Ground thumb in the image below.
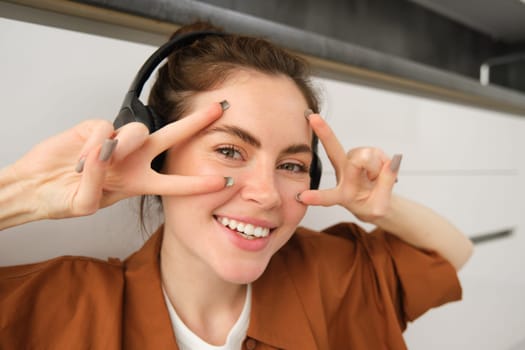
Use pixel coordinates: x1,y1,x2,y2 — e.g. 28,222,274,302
370,154,402,202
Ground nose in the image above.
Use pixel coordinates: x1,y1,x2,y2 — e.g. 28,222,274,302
240,163,282,209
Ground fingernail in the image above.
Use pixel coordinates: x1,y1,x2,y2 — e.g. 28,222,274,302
390,154,403,172
99,139,118,162
75,157,86,173
304,108,314,120
224,176,234,187
220,100,230,111
295,192,303,203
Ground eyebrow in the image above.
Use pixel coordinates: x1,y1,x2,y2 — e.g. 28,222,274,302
204,124,312,155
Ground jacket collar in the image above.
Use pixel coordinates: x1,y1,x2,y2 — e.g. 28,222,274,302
249,250,318,349
123,226,178,349
123,227,317,349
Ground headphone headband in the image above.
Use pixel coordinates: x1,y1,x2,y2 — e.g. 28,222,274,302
114,31,225,131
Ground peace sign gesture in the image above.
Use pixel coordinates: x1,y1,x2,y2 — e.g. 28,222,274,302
298,113,402,224
2,103,229,228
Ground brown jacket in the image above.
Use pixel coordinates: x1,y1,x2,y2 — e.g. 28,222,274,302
0,223,461,349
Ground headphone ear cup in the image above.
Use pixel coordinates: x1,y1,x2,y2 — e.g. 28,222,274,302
145,106,167,172
146,106,164,133
113,107,136,130
310,153,322,190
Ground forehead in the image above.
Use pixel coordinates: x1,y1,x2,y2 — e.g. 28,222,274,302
190,70,312,143
191,69,308,109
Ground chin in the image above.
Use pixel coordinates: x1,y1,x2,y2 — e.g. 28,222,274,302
216,258,270,285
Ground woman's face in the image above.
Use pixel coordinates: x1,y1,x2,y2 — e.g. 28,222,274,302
162,70,313,284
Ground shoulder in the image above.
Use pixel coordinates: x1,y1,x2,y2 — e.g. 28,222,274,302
0,255,125,304
278,222,387,271
0,255,123,284
0,256,125,347
277,223,461,325
0,255,125,306
274,223,382,300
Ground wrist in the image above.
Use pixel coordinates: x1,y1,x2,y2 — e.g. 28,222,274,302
0,164,43,229
368,194,401,233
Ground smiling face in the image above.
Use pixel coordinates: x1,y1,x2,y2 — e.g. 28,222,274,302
161,70,313,284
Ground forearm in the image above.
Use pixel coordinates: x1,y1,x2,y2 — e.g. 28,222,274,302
0,164,43,230
373,194,473,270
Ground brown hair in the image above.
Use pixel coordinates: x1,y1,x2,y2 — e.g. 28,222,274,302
140,21,320,229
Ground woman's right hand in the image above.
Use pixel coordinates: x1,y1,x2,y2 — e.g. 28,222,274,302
1,103,228,228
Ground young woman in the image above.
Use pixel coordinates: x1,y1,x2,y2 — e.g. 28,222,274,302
0,22,473,349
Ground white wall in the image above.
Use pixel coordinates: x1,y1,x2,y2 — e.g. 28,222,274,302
299,79,525,350
1,9,524,350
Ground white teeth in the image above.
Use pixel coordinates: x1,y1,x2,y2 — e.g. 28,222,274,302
228,219,237,230
217,216,271,238
254,227,263,237
244,224,254,235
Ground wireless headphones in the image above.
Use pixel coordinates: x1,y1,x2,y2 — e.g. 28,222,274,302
113,30,322,190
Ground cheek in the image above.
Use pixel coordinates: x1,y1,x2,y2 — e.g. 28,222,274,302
165,148,221,176
278,181,309,221
164,148,191,175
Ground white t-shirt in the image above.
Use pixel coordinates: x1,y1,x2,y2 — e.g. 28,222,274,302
162,285,252,350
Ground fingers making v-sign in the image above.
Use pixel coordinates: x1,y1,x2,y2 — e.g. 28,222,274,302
298,112,402,223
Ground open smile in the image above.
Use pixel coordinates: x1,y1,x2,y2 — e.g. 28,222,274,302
215,215,274,240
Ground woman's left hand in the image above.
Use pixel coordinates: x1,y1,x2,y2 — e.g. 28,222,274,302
297,113,402,223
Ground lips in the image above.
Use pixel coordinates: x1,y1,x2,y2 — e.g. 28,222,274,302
215,215,272,239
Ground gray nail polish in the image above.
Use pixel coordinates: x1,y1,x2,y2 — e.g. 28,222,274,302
304,109,314,120
295,192,303,203
224,176,234,187
220,100,230,111
75,157,86,173
99,139,118,162
390,154,403,172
